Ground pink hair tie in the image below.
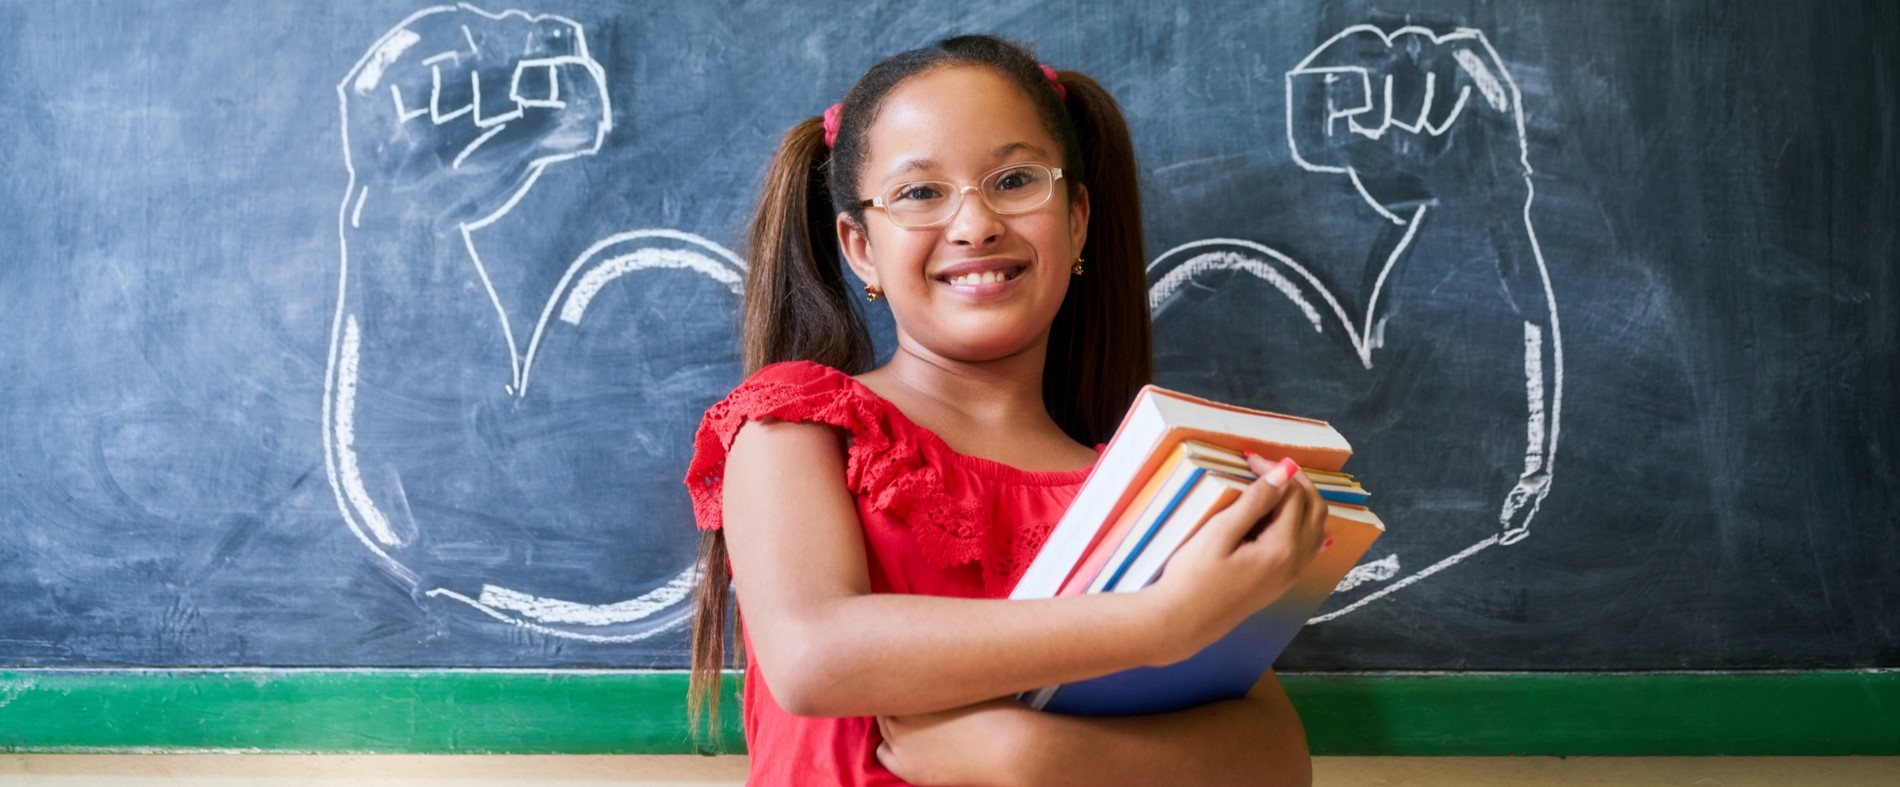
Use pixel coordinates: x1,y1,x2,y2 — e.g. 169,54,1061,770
1040,64,1067,101
822,102,843,148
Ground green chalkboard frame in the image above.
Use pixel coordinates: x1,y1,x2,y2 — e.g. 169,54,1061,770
2,670,1895,755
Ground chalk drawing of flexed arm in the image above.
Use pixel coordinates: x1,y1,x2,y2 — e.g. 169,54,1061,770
1150,25,1562,619
1284,26,1562,546
327,5,744,642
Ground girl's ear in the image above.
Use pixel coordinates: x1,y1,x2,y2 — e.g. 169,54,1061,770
1068,183,1091,258
837,212,879,290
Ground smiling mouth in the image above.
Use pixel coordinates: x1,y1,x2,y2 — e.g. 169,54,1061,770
939,267,1025,286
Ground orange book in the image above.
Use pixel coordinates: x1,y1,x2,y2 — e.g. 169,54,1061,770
1055,442,1186,596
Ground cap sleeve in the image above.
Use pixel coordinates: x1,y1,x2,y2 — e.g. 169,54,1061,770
684,361,949,535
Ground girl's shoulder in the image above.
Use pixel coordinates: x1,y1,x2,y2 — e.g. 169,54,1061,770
684,360,910,528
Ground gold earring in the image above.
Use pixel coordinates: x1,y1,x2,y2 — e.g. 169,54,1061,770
1072,256,1085,276
865,284,882,302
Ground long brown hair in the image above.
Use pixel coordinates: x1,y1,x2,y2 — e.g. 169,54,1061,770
688,34,1152,742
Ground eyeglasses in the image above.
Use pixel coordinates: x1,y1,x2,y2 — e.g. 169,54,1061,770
857,163,1064,229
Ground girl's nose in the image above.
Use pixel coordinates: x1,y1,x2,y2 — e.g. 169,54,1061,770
943,186,1004,247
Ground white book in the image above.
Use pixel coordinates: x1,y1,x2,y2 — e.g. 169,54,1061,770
1110,472,1253,593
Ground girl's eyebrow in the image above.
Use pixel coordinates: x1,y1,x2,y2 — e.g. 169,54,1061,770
885,142,1052,180
993,141,1049,160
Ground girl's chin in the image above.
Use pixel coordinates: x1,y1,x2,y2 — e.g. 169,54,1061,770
908,323,1052,363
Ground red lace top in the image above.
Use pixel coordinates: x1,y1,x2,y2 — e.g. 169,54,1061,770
685,361,1097,786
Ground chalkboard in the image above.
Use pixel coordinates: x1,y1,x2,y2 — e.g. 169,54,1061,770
1,0,1894,680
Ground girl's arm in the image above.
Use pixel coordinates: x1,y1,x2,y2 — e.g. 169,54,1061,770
720,418,1328,718
875,671,1312,787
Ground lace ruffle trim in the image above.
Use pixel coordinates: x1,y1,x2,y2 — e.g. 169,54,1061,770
687,362,1033,589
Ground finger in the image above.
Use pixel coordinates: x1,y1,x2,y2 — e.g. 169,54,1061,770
1203,458,1297,550
523,58,610,156
1286,67,1374,171
1420,55,1475,134
1382,60,1463,146
1292,476,1329,555
1259,476,1308,546
510,58,566,109
1243,451,1277,477
1246,460,1307,545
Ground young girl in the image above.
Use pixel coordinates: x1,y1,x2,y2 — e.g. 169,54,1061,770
685,35,1329,787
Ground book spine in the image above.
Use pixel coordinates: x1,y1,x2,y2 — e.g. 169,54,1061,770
1098,468,1205,592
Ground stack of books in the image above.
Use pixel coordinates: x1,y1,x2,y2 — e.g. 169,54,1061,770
1010,385,1385,716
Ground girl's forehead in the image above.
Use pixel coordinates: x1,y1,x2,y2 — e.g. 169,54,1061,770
862,66,1057,180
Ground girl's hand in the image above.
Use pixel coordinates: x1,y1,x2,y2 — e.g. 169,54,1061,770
1143,454,1331,665
876,698,1032,787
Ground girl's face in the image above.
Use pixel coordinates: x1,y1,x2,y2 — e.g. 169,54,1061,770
838,65,1089,367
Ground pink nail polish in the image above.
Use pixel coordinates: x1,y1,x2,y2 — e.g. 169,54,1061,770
1264,457,1298,486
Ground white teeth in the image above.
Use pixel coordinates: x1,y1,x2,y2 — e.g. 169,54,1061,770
946,269,1015,286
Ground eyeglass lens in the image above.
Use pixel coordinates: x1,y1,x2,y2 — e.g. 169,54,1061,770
882,164,1056,228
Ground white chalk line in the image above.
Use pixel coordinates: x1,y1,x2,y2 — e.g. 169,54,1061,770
389,84,427,122
425,589,693,643
428,64,473,124
353,29,420,95
470,71,525,129
459,226,524,392
1335,554,1400,593
1356,203,1427,365
1523,322,1545,476
452,123,509,169
460,567,701,626
334,317,400,548
560,248,744,325
1348,168,1406,225
1309,535,1499,624
1149,204,1422,371
1453,48,1509,111
519,229,746,394
511,59,565,108
1148,249,1325,332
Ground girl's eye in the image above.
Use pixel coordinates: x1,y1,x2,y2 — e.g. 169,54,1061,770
993,168,1042,192
892,183,947,203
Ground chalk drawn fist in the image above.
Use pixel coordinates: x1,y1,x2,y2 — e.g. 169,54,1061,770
1287,26,1528,222
341,6,609,228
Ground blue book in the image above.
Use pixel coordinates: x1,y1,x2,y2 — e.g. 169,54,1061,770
1315,485,1370,506
1036,502,1384,716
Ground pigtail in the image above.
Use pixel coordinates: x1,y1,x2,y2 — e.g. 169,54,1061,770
1044,70,1154,445
689,115,876,748
739,116,876,375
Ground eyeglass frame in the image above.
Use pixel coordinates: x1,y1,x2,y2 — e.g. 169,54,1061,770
855,162,1066,230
